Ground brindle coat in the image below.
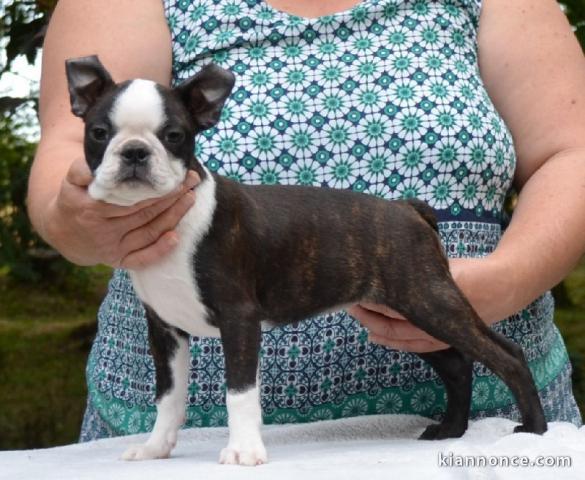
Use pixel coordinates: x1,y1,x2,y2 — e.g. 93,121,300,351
151,169,547,439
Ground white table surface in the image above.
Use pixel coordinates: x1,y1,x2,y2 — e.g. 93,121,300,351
2,414,584,480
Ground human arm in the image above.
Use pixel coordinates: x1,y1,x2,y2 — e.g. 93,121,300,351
28,0,198,269
351,0,585,352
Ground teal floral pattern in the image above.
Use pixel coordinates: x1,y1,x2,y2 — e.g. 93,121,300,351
80,0,581,441
175,0,518,221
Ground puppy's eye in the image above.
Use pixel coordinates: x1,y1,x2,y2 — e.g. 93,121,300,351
90,127,109,142
165,129,185,144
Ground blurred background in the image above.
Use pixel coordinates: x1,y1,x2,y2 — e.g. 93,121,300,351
1,0,585,450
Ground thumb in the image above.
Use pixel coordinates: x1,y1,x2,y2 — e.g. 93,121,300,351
66,157,93,187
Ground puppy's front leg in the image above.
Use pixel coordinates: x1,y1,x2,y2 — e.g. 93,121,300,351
219,318,267,466
122,306,189,461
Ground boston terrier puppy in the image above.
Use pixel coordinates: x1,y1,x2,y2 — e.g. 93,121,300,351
65,55,546,466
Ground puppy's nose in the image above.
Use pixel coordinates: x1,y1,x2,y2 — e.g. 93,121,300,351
120,142,150,166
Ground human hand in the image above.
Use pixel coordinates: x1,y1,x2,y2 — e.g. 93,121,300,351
347,302,450,353
347,257,511,353
44,157,199,269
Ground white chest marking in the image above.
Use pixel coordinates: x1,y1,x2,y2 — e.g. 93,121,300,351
129,173,220,337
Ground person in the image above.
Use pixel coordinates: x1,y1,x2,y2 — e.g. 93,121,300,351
29,0,585,440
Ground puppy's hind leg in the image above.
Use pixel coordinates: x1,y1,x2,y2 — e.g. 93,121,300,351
122,305,189,461
218,313,266,466
417,348,473,440
403,276,547,436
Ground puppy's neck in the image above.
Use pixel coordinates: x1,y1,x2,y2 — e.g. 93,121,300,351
177,167,216,243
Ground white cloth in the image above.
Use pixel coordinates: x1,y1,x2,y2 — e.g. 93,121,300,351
3,415,584,480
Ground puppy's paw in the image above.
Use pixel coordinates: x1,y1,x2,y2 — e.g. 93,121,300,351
419,422,467,440
219,443,268,466
121,443,172,461
513,423,547,435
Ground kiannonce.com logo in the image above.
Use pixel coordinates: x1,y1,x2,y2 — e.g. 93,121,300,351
438,451,572,468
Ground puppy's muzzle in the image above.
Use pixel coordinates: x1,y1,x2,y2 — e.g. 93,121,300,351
118,140,152,183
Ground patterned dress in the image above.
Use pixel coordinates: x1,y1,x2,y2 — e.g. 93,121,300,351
80,0,581,440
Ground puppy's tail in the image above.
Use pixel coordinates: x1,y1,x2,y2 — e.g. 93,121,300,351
406,198,438,232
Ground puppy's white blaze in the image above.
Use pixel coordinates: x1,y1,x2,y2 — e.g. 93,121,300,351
130,171,220,338
111,79,166,132
121,331,188,460
221,384,267,465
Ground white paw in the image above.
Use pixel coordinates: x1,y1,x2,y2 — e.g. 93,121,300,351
121,443,172,461
219,444,268,466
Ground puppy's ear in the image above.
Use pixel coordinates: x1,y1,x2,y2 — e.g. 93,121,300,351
65,55,115,119
175,64,235,131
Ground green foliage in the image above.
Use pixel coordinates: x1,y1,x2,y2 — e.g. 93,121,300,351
0,114,39,279
0,1,48,116
0,316,94,449
0,1,88,286
556,317,585,417
565,260,585,307
561,0,585,49
0,0,54,76
0,113,85,285
555,258,585,417
0,270,109,449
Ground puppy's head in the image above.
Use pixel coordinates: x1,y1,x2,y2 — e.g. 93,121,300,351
65,55,235,206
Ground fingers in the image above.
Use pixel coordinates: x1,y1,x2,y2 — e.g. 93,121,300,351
118,231,179,270
348,304,449,353
368,334,449,353
111,188,192,232
350,305,429,341
67,169,199,219
350,302,406,320
96,171,201,219
119,191,196,254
